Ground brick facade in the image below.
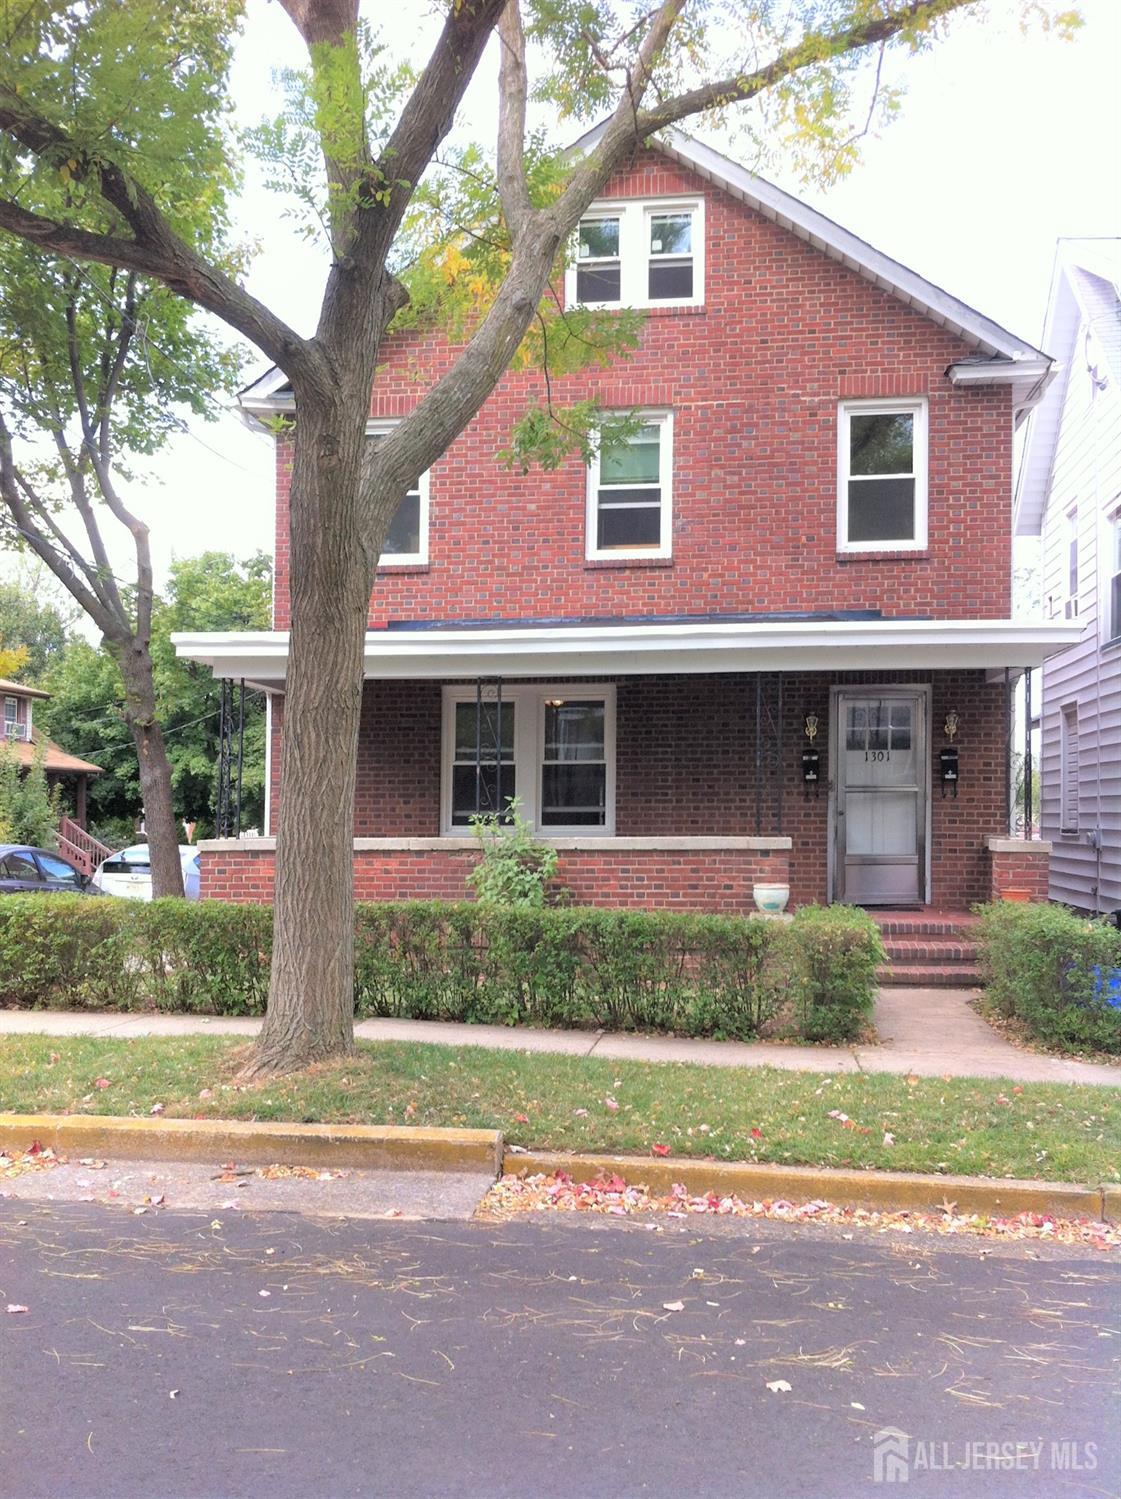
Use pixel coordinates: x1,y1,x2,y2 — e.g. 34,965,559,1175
247,144,1025,918
272,148,1014,636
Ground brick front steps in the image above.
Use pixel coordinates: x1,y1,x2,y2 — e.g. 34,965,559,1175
871,910,982,989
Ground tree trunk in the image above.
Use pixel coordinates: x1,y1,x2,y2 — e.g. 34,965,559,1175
117,647,184,899
247,389,376,1074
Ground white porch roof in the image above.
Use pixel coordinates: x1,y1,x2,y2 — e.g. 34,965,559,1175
173,618,1082,684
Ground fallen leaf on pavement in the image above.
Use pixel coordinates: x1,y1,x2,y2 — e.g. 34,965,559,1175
7,1304,29,1314
766,1380,792,1394
662,1301,684,1312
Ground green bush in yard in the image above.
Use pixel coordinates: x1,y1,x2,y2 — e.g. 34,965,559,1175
977,902,1121,1055
790,904,883,1043
0,895,880,1043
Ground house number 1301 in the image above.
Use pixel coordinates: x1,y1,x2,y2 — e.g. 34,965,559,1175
865,750,891,762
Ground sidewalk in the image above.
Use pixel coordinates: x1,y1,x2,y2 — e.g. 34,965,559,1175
4,989,1119,1086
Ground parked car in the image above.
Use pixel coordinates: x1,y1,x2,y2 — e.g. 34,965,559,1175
0,844,96,895
92,844,201,901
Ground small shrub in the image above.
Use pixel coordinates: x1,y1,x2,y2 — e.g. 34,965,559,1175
790,905,882,1043
466,803,558,907
977,902,1121,1055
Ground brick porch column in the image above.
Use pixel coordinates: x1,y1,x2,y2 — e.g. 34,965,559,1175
985,837,1052,902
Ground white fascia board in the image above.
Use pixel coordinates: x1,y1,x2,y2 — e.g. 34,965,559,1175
172,619,1084,682
571,123,1049,365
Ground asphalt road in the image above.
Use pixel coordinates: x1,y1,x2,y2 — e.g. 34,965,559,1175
1,1202,1117,1499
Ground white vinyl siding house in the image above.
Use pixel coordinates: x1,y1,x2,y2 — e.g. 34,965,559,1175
1018,241,1121,913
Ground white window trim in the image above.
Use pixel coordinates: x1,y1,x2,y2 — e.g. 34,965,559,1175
836,397,929,554
585,409,673,562
1101,503,1121,646
566,196,705,311
440,684,616,837
366,420,430,567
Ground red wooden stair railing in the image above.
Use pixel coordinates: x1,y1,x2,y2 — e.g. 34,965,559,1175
57,815,114,879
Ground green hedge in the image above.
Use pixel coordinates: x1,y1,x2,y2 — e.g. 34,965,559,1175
0,896,882,1044
976,902,1121,1055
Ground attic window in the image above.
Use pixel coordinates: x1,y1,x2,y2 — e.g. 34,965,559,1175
568,198,704,310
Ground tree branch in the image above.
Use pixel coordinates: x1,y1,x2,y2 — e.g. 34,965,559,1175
0,95,318,381
496,0,533,238
635,0,978,137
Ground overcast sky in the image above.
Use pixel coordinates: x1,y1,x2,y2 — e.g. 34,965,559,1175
29,0,1121,608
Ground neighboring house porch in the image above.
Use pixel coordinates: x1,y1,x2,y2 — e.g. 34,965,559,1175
178,614,1074,935
1,678,103,867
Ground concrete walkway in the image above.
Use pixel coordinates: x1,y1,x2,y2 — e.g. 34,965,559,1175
3,991,1118,1086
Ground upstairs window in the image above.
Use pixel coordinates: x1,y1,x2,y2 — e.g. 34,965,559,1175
3,696,17,740
1108,509,1121,643
1064,505,1079,619
646,209,694,300
367,423,430,566
586,413,673,560
576,216,621,304
838,399,928,552
569,199,704,309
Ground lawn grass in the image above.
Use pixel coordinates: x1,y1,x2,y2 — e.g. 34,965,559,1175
1,1034,1118,1184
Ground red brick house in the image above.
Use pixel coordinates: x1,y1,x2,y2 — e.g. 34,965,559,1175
176,130,1078,932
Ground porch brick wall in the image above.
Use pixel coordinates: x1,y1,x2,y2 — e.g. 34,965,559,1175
272,149,1013,635
260,668,1007,910
987,842,1052,902
200,844,788,913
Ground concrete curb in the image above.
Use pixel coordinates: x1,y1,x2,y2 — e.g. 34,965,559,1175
504,1151,1115,1222
0,1114,503,1177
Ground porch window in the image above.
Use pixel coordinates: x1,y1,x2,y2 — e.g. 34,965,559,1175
367,423,430,566
443,685,615,834
1060,703,1079,835
587,413,672,559
541,699,607,827
838,399,928,551
449,698,516,826
3,696,17,740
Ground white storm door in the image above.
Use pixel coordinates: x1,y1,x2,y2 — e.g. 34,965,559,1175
834,691,927,906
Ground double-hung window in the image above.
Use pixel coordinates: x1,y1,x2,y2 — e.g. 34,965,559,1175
838,399,928,552
3,697,18,740
443,686,615,835
569,199,704,309
1107,508,1121,644
576,215,622,304
1064,506,1079,619
646,208,694,300
367,422,430,566
587,413,672,560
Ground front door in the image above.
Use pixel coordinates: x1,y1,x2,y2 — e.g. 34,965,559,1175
833,689,927,906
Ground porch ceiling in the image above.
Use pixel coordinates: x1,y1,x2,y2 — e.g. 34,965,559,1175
173,618,1082,683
